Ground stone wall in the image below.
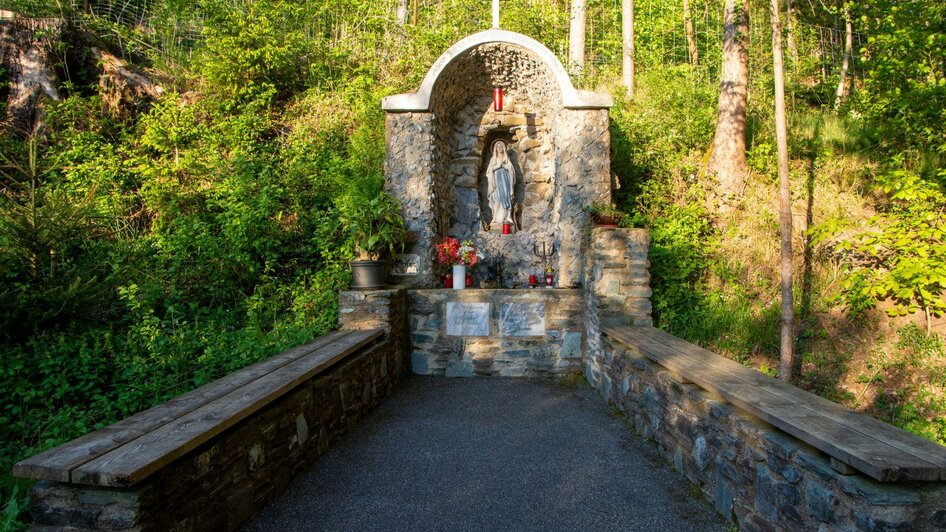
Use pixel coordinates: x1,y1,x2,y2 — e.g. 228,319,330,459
593,335,946,531
408,289,584,378
339,287,409,377
553,110,612,288
584,227,652,387
26,293,409,531
384,112,438,287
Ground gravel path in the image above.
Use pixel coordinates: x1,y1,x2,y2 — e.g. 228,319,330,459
245,377,727,532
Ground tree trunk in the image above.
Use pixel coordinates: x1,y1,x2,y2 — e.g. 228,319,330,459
834,8,853,110
569,0,587,75
708,0,749,209
770,0,794,383
785,0,798,70
0,16,61,137
396,0,409,25
92,47,163,116
622,0,635,97
683,0,699,69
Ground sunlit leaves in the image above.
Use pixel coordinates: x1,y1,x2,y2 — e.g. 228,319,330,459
829,167,946,319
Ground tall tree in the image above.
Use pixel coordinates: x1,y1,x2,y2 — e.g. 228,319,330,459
708,0,750,209
769,0,794,382
683,0,699,69
569,0,587,75
834,5,853,110
785,0,798,70
622,0,635,96
396,0,409,25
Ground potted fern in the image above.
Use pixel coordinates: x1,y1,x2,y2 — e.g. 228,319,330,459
339,192,406,290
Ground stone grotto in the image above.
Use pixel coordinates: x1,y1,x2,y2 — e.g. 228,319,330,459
353,28,653,378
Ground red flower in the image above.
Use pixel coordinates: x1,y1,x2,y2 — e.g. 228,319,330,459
435,237,461,266
435,237,479,266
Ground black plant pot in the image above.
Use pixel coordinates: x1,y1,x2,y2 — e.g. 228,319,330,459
350,260,387,290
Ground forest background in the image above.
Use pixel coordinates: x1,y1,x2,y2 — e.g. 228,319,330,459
0,0,944,525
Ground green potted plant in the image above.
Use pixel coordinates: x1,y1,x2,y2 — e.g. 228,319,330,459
339,192,406,289
585,203,627,227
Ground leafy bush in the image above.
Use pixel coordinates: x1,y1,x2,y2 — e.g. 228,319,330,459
816,166,946,322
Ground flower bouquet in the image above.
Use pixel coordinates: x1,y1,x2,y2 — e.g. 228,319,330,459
436,237,480,290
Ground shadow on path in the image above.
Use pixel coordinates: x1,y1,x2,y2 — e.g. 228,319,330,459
245,377,727,531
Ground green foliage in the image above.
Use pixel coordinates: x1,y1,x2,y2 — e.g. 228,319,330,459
1,485,26,532
199,1,316,101
337,191,406,261
818,166,946,319
0,3,396,518
0,139,114,338
852,0,946,156
609,69,720,338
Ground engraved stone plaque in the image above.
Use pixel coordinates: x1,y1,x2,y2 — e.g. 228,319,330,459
446,302,490,336
391,254,420,275
501,302,546,337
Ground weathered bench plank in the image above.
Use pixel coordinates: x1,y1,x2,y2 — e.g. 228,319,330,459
13,329,359,483
70,328,382,487
623,326,946,478
604,325,946,482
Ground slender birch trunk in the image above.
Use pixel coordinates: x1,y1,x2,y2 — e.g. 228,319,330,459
834,7,853,110
683,0,699,69
569,0,587,75
770,0,794,382
786,0,798,70
622,0,635,97
396,0,409,25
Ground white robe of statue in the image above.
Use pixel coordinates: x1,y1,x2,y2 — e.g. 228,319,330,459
486,140,516,227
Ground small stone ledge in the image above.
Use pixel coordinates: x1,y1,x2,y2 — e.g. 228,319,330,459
595,335,946,530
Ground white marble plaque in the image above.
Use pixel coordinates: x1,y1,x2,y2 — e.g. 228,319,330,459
391,254,420,275
446,302,490,336
501,302,546,337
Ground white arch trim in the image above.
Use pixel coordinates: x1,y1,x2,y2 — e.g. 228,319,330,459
381,29,612,112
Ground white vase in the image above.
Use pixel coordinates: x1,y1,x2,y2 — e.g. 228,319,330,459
452,264,466,290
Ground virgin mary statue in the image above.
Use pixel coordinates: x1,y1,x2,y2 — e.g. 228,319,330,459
486,140,515,229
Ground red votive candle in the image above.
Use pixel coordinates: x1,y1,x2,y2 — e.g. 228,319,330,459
502,222,511,235
444,274,453,289
493,87,503,112
466,273,473,287
529,274,538,287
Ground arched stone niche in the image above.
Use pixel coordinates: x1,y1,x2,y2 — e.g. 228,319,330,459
383,29,612,288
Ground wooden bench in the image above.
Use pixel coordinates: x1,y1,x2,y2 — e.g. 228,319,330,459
603,325,946,482
14,328,382,487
